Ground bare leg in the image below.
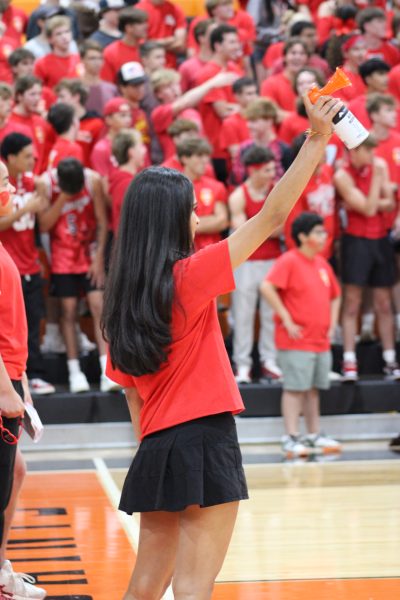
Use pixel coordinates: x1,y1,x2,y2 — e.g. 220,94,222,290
86,290,107,356
373,287,395,351
60,297,79,359
281,390,306,436
0,450,26,564
303,388,320,434
172,502,239,600
342,284,363,352
123,511,179,600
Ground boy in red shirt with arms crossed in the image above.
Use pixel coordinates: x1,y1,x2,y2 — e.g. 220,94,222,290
261,212,341,459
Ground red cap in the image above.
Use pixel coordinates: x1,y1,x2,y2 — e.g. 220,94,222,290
104,97,131,116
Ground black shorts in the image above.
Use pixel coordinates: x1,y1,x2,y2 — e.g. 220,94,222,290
119,412,249,513
50,274,99,298
341,234,396,288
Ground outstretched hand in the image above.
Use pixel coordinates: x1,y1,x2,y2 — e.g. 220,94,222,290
303,94,342,136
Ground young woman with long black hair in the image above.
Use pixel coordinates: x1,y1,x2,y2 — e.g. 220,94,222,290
102,93,341,600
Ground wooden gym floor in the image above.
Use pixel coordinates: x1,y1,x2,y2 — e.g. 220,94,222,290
9,442,400,600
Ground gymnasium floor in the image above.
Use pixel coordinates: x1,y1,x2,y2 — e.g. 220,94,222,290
9,439,400,600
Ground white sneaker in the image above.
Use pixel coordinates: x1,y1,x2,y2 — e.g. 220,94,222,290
28,378,56,395
303,432,342,455
40,332,66,354
76,329,96,354
69,371,90,393
328,371,342,381
100,374,122,393
235,365,251,384
261,360,282,381
0,560,46,599
281,435,311,458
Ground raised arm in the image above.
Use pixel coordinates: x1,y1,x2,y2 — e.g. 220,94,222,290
227,95,341,269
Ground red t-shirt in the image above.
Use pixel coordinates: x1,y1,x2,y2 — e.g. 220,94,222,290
0,243,28,380
151,104,203,159
220,112,250,153
77,115,105,167
134,0,186,68
178,56,208,92
1,5,27,44
365,42,400,68
374,131,400,228
241,183,281,260
0,119,31,145
131,106,151,149
34,53,83,89
106,239,244,439
388,64,400,102
47,137,84,170
195,61,243,158
284,164,337,260
109,168,133,234
262,41,284,69
0,173,40,276
100,40,141,84
0,36,18,84
341,161,388,239
266,249,340,352
188,11,256,56
278,112,308,145
334,68,366,103
90,136,115,177
43,170,96,274
348,94,371,129
261,72,296,112
8,111,53,174
192,175,227,251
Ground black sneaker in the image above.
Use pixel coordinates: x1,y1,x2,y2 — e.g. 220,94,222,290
389,434,400,452
383,362,400,381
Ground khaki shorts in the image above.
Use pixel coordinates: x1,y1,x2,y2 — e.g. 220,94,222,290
277,350,332,391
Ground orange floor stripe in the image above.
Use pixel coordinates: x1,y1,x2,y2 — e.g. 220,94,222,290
213,579,400,600
8,473,135,600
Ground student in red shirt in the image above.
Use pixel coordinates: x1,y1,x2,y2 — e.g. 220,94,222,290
0,0,27,44
109,129,146,234
229,145,282,384
8,48,57,112
261,212,341,459
151,66,237,161
102,94,341,599
0,133,56,398
357,7,400,68
162,119,217,177
116,62,151,150
91,96,132,178
38,158,116,395
176,137,228,251
9,75,53,174
55,78,105,166
47,103,84,169
80,40,119,117
34,15,83,89
0,83,31,145
100,8,148,84
348,58,391,129
0,158,47,600
134,0,187,68
179,19,216,93
334,136,399,382
325,34,367,103
220,76,257,163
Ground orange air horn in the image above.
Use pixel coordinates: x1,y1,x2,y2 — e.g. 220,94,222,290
308,67,351,104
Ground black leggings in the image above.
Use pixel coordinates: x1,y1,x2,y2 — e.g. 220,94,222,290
0,380,23,546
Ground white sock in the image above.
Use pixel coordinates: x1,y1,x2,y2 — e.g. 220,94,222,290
361,313,375,329
99,354,107,375
383,349,396,364
67,359,81,376
343,351,356,363
46,323,60,336
396,314,400,330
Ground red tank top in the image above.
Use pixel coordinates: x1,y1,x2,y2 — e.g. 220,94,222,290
44,170,96,274
242,183,282,260
343,162,388,239
0,173,40,275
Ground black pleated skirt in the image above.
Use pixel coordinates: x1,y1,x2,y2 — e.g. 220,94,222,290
119,412,249,513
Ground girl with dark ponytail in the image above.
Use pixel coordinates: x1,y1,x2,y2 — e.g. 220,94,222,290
102,96,342,600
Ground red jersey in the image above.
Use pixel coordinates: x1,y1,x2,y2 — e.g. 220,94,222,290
261,72,296,112
8,111,52,174
341,161,388,239
278,112,308,145
134,0,186,68
34,53,83,89
100,40,141,84
0,173,40,276
0,243,28,380
195,61,244,158
220,112,250,153
77,114,105,167
1,5,27,44
108,168,133,234
284,164,337,259
266,249,340,352
43,169,96,274
151,104,202,159
106,239,244,439
242,183,281,260
192,175,227,251
47,137,84,170
388,64,400,102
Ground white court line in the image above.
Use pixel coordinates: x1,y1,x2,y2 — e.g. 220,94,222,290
94,457,174,600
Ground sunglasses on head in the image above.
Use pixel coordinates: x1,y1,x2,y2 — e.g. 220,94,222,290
0,414,23,445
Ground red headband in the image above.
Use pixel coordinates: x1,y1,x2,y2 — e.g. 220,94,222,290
333,17,357,36
342,34,363,52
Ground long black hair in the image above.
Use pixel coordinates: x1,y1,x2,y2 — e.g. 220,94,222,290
102,166,195,376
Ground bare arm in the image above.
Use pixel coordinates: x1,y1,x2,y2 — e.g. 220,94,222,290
125,387,143,443
197,202,228,234
212,100,239,119
227,95,341,269
171,72,238,116
333,158,386,217
229,186,247,230
87,171,108,288
38,189,69,232
260,280,302,339
0,193,46,231
167,27,186,53
329,296,341,339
